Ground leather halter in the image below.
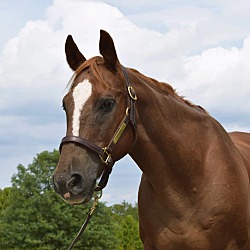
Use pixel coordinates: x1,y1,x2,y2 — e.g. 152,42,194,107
59,65,137,191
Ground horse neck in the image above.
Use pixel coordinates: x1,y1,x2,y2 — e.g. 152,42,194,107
129,71,212,192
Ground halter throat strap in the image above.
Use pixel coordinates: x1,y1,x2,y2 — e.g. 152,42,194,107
59,65,137,191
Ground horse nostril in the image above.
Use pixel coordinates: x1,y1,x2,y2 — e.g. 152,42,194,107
52,173,70,195
66,173,84,195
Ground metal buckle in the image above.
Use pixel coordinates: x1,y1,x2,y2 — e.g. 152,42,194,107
99,147,111,165
90,190,102,215
128,86,137,101
126,106,130,115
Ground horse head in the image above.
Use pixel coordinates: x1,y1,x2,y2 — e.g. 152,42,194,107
53,30,136,204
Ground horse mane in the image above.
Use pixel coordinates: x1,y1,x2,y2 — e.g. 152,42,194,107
129,68,208,113
66,57,207,114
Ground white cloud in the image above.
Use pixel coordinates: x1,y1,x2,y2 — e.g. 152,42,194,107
225,123,250,133
1,0,250,204
179,36,250,116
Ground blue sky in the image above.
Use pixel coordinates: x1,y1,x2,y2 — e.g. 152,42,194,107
1,0,250,205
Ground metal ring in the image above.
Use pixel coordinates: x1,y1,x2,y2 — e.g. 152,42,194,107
128,86,137,101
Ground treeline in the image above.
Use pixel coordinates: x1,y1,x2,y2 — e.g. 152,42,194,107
0,150,142,249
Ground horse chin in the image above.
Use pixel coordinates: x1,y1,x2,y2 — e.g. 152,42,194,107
80,192,93,204
63,196,85,205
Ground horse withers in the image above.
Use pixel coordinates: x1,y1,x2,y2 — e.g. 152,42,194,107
53,30,250,249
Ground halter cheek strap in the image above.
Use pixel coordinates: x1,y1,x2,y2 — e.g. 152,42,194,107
59,65,137,191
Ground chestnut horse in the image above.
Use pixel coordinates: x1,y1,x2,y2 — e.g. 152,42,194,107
53,30,250,249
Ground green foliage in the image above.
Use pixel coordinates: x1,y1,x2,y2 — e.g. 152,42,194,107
0,187,11,210
111,201,139,221
111,201,142,250
118,215,142,250
0,150,142,249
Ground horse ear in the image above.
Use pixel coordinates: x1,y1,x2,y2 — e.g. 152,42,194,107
99,30,119,72
65,35,86,71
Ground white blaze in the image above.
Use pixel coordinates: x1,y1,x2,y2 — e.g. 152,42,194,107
72,79,92,136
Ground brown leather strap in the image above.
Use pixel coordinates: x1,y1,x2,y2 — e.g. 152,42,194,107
94,166,112,191
122,66,137,128
60,136,114,167
60,136,103,155
105,113,130,153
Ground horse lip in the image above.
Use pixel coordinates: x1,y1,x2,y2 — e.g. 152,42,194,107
63,181,96,205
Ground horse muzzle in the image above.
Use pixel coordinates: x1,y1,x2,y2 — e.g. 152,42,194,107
53,172,94,204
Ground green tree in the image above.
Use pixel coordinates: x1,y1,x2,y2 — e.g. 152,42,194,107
111,201,139,221
118,215,142,250
0,187,11,210
111,201,142,250
0,150,117,249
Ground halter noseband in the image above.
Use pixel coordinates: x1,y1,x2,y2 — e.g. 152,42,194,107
59,65,137,191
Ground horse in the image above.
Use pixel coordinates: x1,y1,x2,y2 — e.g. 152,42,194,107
53,30,250,249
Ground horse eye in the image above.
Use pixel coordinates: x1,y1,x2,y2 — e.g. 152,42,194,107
100,99,115,112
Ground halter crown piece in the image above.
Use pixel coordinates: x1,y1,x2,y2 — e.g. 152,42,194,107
59,65,137,191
